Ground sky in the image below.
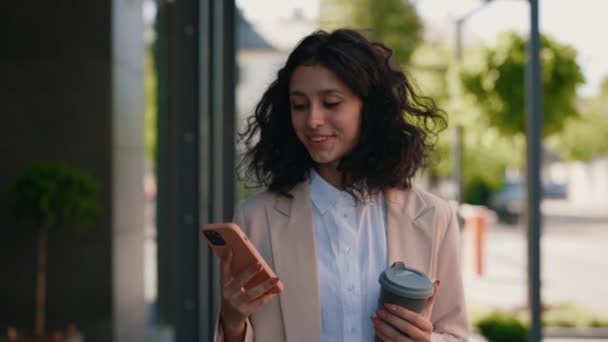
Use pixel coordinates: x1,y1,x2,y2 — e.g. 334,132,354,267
236,0,608,97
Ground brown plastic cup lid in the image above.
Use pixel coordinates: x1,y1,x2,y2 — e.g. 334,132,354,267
378,262,433,299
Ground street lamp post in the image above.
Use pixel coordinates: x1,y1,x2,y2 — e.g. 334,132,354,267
453,0,495,204
453,19,464,204
526,0,543,340
453,1,543,340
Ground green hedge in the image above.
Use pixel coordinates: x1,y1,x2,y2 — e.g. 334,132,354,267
475,312,528,342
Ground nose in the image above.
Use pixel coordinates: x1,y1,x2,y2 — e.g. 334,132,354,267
306,103,324,129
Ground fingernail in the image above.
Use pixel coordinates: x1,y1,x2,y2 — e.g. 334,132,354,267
384,303,396,311
377,310,386,318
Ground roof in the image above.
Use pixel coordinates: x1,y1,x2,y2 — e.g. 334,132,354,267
237,9,275,50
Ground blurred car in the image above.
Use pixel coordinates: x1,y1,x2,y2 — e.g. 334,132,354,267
489,180,567,224
542,182,568,199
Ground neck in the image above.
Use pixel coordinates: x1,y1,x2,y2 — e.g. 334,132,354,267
316,163,347,190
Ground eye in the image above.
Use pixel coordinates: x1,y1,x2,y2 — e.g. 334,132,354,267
324,101,341,109
291,103,308,111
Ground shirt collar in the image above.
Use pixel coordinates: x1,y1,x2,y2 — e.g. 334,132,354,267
309,169,341,215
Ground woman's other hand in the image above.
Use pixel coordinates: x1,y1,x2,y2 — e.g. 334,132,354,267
219,250,282,339
372,281,440,342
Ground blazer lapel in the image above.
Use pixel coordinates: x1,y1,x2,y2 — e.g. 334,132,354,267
267,182,322,342
385,187,438,277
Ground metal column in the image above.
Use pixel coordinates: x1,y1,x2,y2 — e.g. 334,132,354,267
200,0,236,341
155,0,235,341
526,0,543,340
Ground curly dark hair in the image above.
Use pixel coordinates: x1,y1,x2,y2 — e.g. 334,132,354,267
239,29,447,199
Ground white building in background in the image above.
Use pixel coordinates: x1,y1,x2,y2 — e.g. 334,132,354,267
563,157,608,211
236,8,318,132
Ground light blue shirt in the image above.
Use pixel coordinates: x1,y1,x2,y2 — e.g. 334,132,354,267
310,170,388,342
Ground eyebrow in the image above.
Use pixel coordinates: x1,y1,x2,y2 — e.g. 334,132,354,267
289,89,343,96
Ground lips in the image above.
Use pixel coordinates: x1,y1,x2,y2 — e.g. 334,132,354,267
306,134,334,148
310,135,329,142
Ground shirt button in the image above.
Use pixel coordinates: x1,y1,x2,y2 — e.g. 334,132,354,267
344,246,351,253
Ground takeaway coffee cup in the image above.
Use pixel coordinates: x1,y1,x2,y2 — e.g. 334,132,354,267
378,261,434,314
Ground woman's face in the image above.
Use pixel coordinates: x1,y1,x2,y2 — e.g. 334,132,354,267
289,64,363,170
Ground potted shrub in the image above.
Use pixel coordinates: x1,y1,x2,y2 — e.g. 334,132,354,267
476,312,529,342
7,162,100,338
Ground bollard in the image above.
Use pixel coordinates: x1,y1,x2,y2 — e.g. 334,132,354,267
460,204,488,277
469,213,486,276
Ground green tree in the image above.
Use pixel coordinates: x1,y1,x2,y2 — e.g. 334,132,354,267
461,32,585,137
433,45,528,205
8,163,100,336
408,41,451,102
549,75,608,161
320,0,423,65
145,46,157,161
435,90,525,204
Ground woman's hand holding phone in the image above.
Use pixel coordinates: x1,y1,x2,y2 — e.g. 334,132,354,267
219,249,282,339
202,222,283,340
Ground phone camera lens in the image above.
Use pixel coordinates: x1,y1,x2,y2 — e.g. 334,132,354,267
205,230,226,246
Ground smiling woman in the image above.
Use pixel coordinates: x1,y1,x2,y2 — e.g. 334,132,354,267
214,29,467,342
239,29,447,201
289,64,363,188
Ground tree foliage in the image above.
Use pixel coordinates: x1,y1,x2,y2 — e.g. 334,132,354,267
320,0,423,65
461,32,584,137
549,76,608,161
8,162,100,231
8,163,100,335
408,41,451,101
145,47,157,162
432,45,528,205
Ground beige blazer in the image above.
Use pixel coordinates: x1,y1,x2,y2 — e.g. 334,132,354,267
215,181,468,342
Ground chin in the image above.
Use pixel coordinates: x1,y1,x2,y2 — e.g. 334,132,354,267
310,155,339,166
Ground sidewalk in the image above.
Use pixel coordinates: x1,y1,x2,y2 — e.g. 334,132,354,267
463,199,608,341
462,213,608,313
471,336,608,342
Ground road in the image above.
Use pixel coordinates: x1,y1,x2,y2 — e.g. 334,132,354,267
463,199,608,315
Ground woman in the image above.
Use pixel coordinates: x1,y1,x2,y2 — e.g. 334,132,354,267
215,29,468,342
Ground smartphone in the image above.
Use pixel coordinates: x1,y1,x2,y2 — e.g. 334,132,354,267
201,222,283,294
